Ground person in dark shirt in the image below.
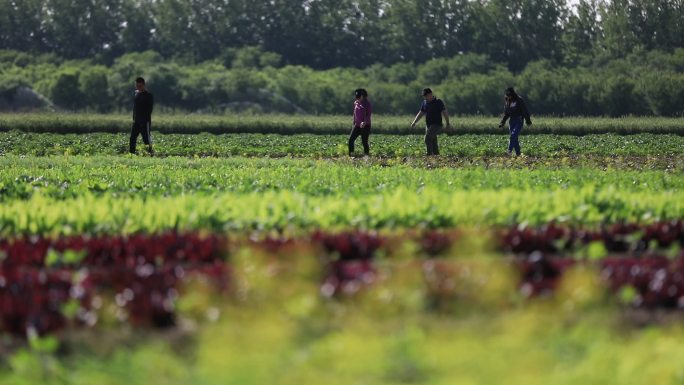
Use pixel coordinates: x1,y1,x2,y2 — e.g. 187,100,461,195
348,88,372,156
498,87,531,156
130,77,154,155
410,88,451,156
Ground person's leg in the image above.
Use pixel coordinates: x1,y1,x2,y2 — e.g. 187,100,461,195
129,123,140,154
424,126,433,155
348,126,361,155
513,131,520,155
141,121,154,154
515,120,522,155
432,130,440,155
508,120,522,156
515,119,523,155
427,125,441,155
361,126,370,155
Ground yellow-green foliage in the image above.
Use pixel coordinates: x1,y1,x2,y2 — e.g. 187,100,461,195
1,186,683,235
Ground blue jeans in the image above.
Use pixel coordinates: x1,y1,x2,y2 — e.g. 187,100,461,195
508,118,523,155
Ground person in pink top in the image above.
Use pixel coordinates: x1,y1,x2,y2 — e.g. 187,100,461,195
348,88,372,156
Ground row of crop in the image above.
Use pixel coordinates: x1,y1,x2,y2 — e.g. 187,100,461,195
2,225,684,337
5,222,680,265
1,156,682,201
498,220,684,306
1,188,683,235
508,254,684,307
501,221,684,255
3,114,684,136
3,132,684,158
0,233,230,337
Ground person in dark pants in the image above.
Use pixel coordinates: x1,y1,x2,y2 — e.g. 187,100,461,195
410,88,451,156
130,77,154,155
348,88,372,156
498,87,531,156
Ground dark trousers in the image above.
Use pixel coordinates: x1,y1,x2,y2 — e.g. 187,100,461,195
348,125,370,155
425,124,442,155
130,121,152,154
508,118,523,156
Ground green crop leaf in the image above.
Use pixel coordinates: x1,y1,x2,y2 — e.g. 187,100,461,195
45,248,60,267
618,286,638,306
28,334,59,353
586,241,608,261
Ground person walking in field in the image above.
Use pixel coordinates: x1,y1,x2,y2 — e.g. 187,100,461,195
498,87,531,156
410,88,451,156
130,77,154,155
348,88,372,156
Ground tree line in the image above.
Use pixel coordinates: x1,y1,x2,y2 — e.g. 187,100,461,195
2,48,684,116
2,0,684,71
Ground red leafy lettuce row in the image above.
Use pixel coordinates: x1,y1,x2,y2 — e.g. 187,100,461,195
0,231,389,337
312,231,383,297
0,232,228,268
515,252,684,308
3,228,684,338
0,233,230,337
313,230,459,296
312,231,383,261
0,230,388,336
0,269,77,337
501,221,684,254
311,231,684,309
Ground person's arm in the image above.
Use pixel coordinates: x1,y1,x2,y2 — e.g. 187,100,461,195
498,105,510,128
148,94,154,122
520,98,531,125
441,103,451,128
363,101,372,127
410,111,425,128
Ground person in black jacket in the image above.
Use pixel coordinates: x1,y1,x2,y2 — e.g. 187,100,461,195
130,77,154,155
498,87,531,156
410,88,451,156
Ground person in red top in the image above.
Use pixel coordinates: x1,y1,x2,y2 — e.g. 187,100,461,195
348,88,372,156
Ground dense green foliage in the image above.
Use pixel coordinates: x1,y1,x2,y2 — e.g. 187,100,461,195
3,49,684,115
4,1,684,115
2,156,682,201
3,0,684,71
0,154,682,235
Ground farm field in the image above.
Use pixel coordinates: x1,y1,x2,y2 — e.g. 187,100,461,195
1,155,684,234
5,0,684,381
3,131,684,158
1,116,684,384
3,113,684,135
